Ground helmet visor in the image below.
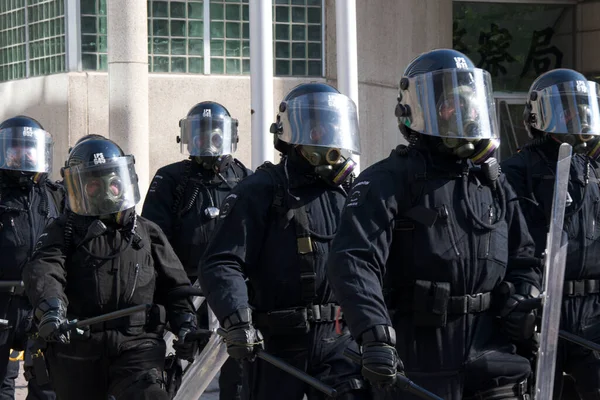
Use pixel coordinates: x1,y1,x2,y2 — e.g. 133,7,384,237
179,115,238,157
401,68,499,139
63,155,140,216
530,81,600,136
279,92,361,154
0,127,53,172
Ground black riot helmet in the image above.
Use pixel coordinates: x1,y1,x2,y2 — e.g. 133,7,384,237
0,115,54,173
396,49,500,164
62,138,140,217
524,68,600,158
270,82,361,185
178,101,239,172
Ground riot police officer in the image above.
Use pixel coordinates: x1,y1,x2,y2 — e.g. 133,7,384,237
502,69,600,400
326,49,542,400
199,83,367,399
141,101,250,399
0,116,60,400
23,137,197,400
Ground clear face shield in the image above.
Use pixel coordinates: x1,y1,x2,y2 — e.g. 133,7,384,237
0,127,53,173
279,92,361,184
63,155,140,216
179,115,238,158
399,68,500,162
530,80,600,155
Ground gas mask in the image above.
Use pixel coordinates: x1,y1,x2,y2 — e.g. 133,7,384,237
194,153,233,174
550,133,600,157
84,173,125,216
299,145,356,185
438,137,499,164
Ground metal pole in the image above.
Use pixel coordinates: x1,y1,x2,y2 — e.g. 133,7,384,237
335,0,360,173
107,0,150,206
249,0,274,169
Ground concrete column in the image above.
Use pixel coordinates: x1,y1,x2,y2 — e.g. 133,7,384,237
326,0,453,168
107,0,150,205
250,0,275,169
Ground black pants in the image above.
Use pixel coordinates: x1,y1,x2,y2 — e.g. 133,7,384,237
0,295,55,400
242,322,367,400
554,294,600,400
383,313,531,400
45,335,168,400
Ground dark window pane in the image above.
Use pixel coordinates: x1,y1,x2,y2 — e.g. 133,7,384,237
275,59,290,75
99,0,107,15
275,24,289,41
188,21,203,37
242,59,250,74
80,0,96,15
308,60,321,76
171,38,186,55
292,60,306,75
242,4,249,21
171,57,186,72
307,0,320,5
226,4,241,20
189,39,203,55
211,58,224,74
291,7,305,23
292,0,305,4
211,39,224,56
275,6,288,22
226,22,240,38
275,42,289,58
292,43,305,58
81,34,97,53
307,7,320,23
99,54,108,70
153,19,169,36
275,0,289,4
226,40,241,57
189,57,204,73
242,40,249,57
81,16,96,34
307,42,320,58
153,37,169,54
98,35,107,52
226,58,240,74
211,21,224,38
152,1,168,18
82,53,97,70
188,2,203,19
242,23,249,39
291,25,304,40
211,3,224,20
153,56,169,72
170,20,186,37
170,1,186,18
307,25,320,41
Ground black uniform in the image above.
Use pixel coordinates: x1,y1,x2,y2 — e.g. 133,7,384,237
22,213,194,400
327,146,542,399
199,154,367,400
0,173,62,400
141,158,250,399
503,140,600,399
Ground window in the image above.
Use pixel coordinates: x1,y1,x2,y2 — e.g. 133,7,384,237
0,0,66,82
273,0,322,77
80,0,323,76
453,2,575,92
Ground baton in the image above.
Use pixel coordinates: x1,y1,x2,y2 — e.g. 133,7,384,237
343,347,443,400
61,304,149,332
559,330,600,352
183,328,338,397
0,281,23,289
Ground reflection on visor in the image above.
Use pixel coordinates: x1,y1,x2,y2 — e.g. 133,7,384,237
6,147,37,169
180,116,237,157
84,176,123,198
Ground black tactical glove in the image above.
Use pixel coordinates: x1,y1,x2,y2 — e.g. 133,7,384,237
220,308,263,361
172,312,198,363
360,325,403,388
499,282,541,343
35,298,70,344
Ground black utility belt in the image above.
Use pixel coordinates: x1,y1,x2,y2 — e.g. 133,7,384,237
77,304,166,334
254,303,342,336
564,279,600,297
388,280,492,328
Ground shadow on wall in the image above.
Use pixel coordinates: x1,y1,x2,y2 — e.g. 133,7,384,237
0,74,70,182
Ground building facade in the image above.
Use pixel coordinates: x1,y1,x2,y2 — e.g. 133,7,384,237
0,0,598,189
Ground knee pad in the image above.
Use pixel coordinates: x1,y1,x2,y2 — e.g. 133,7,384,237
464,380,530,400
